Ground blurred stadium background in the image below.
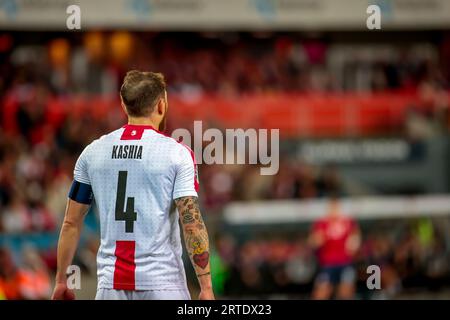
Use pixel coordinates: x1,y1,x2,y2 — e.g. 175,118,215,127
1,0,450,300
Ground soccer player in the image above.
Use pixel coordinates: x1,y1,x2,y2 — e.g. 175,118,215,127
309,196,361,300
51,71,214,300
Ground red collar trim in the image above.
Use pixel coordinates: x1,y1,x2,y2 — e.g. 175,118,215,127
121,124,164,140
122,124,160,132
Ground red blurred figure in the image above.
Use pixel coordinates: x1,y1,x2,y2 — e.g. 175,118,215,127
0,247,52,300
309,197,361,300
0,248,25,300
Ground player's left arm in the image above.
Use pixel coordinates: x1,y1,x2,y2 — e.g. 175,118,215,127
175,196,215,300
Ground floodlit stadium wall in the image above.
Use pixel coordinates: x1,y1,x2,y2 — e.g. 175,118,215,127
0,0,450,30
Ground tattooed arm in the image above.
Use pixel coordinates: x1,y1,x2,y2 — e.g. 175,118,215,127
174,196,214,300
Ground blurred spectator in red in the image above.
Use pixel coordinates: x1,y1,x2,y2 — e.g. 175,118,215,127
19,246,52,300
0,247,52,300
309,197,361,299
0,247,26,299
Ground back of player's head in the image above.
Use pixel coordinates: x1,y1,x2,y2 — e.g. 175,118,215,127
120,70,166,117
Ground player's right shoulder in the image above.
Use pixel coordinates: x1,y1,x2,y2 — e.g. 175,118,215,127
79,128,123,156
94,127,125,145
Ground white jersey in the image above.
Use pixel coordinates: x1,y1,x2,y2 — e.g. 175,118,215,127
73,124,199,291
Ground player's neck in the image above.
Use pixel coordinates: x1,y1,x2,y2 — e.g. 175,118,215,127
127,117,159,129
328,211,341,219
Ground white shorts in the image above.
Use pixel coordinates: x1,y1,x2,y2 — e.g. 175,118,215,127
95,288,191,300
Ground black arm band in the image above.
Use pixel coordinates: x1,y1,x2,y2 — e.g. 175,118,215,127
68,180,93,205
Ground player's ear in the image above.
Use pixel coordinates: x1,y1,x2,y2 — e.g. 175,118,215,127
120,99,128,116
156,97,166,116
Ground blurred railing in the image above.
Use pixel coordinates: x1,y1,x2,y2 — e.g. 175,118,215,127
223,195,450,225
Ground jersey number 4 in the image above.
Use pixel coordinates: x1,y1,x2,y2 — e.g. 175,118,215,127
115,171,137,233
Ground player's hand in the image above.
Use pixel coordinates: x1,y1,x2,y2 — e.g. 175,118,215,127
345,233,361,256
309,231,325,248
198,288,215,300
51,282,75,300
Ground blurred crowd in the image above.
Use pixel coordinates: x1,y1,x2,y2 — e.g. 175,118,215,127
0,32,449,96
213,218,450,299
0,31,449,225
1,31,450,299
0,246,51,300
200,162,343,211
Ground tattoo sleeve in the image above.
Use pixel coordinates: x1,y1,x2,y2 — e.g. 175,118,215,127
175,196,211,276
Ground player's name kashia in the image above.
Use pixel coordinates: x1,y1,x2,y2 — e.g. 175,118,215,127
112,144,143,159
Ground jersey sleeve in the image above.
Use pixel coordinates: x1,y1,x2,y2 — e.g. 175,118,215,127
73,145,91,185
172,145,199,200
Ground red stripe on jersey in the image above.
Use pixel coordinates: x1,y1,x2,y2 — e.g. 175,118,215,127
113,240,136,290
